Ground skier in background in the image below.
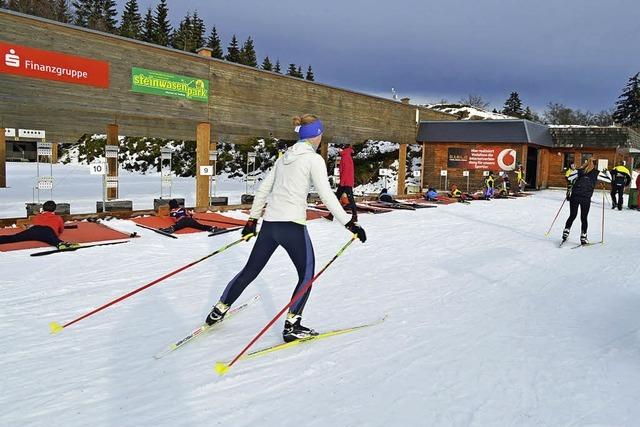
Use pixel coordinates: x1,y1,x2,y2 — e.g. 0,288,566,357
449,184,471,202
498,173,511,197
160,199,216,234
379,188,398,203
0,201,79,250
609,163,631,211
424,186,439,201
335,144,358,221
515,164,526,193
483,171,495,199
636,166,640,210
562,158,609,245
565,162,576,200
203,114,366,342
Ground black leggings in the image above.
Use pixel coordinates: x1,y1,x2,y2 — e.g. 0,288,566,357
0,225,62,247
564,197,591,234
610,187,624,209
336,186,357,218
220,221,315,315
173,217,211,232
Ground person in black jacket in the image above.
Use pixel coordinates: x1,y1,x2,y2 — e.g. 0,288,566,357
562,158,603,245
609,164,631,211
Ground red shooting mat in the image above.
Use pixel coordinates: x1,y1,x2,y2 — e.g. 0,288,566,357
131,212,245,234
0,221,133,252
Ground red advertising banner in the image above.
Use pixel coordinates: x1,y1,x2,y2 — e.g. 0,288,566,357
447,147,517,171
0,41,109,88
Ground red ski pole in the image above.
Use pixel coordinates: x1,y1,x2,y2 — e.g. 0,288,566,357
215,234,358,376
49,234,254,334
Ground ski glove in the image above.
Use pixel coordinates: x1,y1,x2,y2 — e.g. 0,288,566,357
346,219,367,243
242,218,258,241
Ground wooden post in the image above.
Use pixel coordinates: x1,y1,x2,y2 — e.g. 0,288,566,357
0,127,5,188
320,141,328,162
421,142,427,190
106,124,119,199
51,142,59,163
196,122,211,208
397,143,407,195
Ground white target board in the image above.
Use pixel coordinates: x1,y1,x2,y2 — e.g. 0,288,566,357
440,170,448,177
463,171,470,177
37,177,53,190
90,163,107,175
199,166,214,176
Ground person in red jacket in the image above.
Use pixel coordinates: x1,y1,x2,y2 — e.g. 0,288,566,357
335,145,357,220
0,201,78,249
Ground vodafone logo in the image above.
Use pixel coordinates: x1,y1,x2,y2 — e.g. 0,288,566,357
0,41,109,88
5,48,19,67
497,149,517,171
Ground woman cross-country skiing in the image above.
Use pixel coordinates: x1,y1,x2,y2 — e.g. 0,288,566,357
562,158,608,245
204,114,367,342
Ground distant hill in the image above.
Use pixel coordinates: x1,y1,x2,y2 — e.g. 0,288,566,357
425,104,517,121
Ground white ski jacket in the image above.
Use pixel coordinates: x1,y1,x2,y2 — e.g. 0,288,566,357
248,141,352,225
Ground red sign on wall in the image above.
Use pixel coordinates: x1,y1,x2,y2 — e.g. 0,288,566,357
447,147,517,171
0,41,109,88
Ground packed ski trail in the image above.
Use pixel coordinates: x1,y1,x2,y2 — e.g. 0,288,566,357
2,190,640,426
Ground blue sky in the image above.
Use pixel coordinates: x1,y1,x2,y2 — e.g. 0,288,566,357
124,0,639,113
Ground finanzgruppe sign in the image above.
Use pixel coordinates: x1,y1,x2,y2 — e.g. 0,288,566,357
131,67,209,102
0,41,109,88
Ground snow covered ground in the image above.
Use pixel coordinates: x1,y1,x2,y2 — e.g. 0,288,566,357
0,162,251,217
2,164,640,426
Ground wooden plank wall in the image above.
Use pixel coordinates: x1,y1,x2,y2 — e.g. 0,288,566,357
0,10,453,146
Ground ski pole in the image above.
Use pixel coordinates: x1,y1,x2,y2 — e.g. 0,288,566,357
215,234,358,376
49,234,255,334
544,197,567,236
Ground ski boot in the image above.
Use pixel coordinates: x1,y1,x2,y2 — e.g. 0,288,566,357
561,228,570,243
57,242,80,250
580,233,589,245
282,313,318,343
205,301,230,326
160,226,175,234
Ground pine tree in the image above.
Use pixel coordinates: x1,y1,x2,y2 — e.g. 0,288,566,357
286,63,297,77
153,0,172,46
54,0,72,23
102,0,117,33
239,36,258,67
225,34,241,63
72,0,92,26
296,65,303,78
612,72,640,128
119,0,142,39
305,65,314,81
141,7,154,42
172,13,193,51
207,26,224,58
502,92,524,117
274,59,281,74
190,11,205,51
0,0,6,8
261,56,273,71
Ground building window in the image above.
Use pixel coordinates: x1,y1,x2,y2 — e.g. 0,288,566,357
581,153,593,164
563,153,575,170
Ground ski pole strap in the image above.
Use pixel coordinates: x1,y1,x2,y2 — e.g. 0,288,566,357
217,234,358,375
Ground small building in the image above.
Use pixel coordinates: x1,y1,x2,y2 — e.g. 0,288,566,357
416,120,640,191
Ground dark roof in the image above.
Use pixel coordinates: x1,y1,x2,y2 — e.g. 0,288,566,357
417,120,554,147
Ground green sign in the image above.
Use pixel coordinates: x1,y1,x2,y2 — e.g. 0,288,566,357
131,67,209,102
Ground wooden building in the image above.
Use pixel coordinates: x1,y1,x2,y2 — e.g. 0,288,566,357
417,120,640,191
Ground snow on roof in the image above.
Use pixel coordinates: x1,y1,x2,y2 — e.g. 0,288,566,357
424,104,518,121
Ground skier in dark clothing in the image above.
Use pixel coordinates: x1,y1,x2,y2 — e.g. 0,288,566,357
562,159,607,245
160,199,216,234
609,164,631,211
335,145,358,221
379,188,397,203
0,201,79,250
204,114,366,343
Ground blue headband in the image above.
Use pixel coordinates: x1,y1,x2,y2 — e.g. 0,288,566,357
297,119,324,140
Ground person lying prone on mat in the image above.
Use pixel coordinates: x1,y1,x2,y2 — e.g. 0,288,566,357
0,201,79,250
160,199,217,234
